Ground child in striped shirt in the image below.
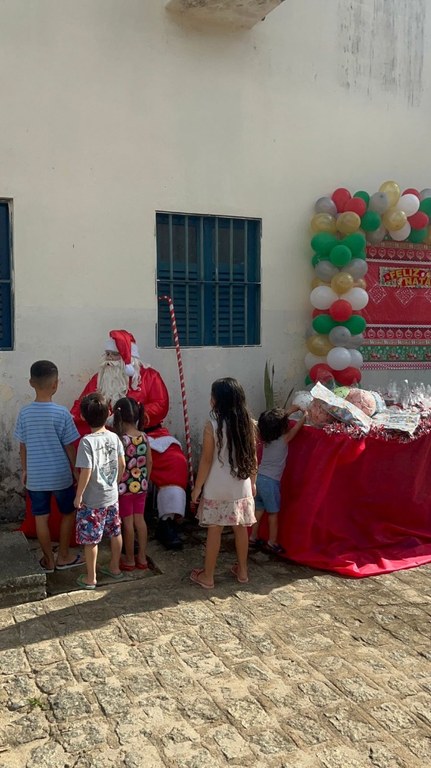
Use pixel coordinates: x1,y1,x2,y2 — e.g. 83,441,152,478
14,360,82,573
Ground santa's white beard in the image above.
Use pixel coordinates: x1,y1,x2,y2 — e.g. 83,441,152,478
97,361,129,407
97,358,141,407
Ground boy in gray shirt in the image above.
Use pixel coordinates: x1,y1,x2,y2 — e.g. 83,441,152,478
74,393,126,589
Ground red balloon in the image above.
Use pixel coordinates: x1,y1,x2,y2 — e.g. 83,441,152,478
336,367,362,386
329,299,353,322
312,308,324,318
310,363,333,384
343,197,367,217
331,187,351,213
408,211,429,230
402,188,420,197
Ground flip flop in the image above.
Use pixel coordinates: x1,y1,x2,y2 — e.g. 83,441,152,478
99,565,125,580
56,553,84,570
230,564,249,584
76,574,96,590
135,560,149,570
190,568,214,589
39,557,55,574
119,561,136,571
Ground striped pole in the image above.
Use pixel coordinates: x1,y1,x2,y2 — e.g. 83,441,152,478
158,295,194,490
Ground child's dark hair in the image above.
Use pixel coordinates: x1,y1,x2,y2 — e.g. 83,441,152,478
211,377,256,480
112,397,143,436
80,392,109,428
258,408,290,444
30,360,58,386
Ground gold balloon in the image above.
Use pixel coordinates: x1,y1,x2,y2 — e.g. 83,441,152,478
354,278,367,289
379,180,401,207
310,213,337,234
331,272,354,294
311,277,330,289
336,212,361,235
382,207,407,232
306,334,332,356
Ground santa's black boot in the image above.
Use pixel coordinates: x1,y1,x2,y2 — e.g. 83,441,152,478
156,518,183,550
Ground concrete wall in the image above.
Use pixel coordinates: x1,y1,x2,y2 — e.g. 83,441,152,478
0,0,430,516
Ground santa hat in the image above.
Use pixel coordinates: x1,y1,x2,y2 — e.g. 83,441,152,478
105,330,139,377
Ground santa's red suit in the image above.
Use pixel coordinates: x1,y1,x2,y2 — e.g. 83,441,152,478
71,365,188,499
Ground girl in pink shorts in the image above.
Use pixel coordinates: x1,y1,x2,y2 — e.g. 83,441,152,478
113,397,152,571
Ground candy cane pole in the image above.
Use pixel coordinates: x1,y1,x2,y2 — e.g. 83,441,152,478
158,296,194,490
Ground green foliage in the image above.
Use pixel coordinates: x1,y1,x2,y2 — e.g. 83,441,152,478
264,361,275,410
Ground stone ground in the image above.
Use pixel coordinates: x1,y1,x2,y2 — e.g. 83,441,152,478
0,523,430,768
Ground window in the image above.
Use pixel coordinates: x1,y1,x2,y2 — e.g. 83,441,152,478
156,213,261,347
0,201,13,350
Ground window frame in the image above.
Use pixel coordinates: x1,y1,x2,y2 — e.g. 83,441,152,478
155,211,262,349
0,199,14,351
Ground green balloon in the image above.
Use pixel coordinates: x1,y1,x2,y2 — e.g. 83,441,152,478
311,233,338,258
344,315,366,334
419,198,431,217
329,244,352,267
353,190,370,205
409,227,427,243
355,249,368,260
312,253,320,267
304,375,312,386
342,232,367,256
312,314,336,334
361,211,381,232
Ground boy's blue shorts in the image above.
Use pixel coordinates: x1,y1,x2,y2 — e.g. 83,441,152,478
28,485,75,516
254,474,281,514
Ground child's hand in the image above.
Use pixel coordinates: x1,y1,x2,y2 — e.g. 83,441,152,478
251,481,257,497
191,486,201,504
74,495,82,509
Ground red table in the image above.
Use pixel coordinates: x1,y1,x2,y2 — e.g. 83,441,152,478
263,424,431,578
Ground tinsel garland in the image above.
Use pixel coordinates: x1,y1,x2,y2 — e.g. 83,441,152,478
322,410,431,443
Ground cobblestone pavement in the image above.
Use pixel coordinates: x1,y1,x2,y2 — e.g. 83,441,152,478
0,530,430,768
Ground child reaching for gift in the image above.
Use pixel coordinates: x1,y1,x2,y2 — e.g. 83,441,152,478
250,406,306,554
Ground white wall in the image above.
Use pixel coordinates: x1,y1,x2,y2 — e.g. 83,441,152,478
0,0,430,514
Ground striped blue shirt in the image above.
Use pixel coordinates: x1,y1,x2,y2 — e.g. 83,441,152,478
14,402,80,491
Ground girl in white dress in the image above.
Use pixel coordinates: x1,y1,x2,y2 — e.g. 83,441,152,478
190,378,257,589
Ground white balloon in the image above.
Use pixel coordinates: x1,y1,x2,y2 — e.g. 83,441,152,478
327,346,352,371
343,287,369,310
396,194,419,216
342,259,368,279
389,222,411,241
310,286,338,310
305,353,326,371
349,349,364,368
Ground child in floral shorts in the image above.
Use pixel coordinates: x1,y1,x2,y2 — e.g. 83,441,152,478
74,393,126,589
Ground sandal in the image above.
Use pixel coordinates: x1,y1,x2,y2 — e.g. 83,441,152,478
76,574,96,590
39,557,55,574
190,568,214,589
135,559,149,570
119,561,136,572
264,542,285,555
230,563,249,584
99,565,124,580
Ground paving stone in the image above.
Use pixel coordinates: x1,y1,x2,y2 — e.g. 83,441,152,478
210,724,253,760
317,744,370,768
123,746,166,768
35,661,75,694
25,640,65,671
93,683,131,716
368,701,419,731
49,689,92,721
324,705,380,742
61,633,100,661
26,739,70,768
0,647,30,675
1,711,49,746
56,719,109,753
3,673,40,711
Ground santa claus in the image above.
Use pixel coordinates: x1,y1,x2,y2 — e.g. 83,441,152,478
71,329,188,549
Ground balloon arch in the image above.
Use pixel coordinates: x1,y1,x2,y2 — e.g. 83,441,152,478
305,182,431,387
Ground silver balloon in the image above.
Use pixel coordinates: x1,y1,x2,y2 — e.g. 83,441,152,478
346,333,365,348
315,196,337,216
349,349,364,368
328,326,352,346
342,258,368,279
420,188,431,200
315,260,338,281
368,192,389,213
366,225,387,244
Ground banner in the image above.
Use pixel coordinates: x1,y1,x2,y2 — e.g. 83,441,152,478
362,242,431,369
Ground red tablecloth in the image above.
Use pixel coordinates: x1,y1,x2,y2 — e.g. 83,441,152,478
266,425,431,577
